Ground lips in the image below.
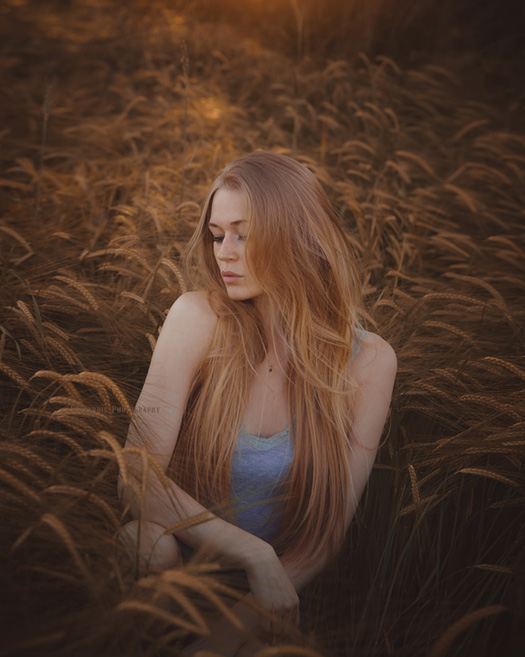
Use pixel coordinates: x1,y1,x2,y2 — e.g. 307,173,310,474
222,271,242,283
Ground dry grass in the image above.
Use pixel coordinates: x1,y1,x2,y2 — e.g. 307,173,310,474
1,0,524,655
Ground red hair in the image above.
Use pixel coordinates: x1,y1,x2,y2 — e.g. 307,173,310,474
172,151,363,565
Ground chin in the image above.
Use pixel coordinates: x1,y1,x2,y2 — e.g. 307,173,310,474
225,288,264,303
227,291,254,302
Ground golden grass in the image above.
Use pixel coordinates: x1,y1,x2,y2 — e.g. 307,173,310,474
427,605,508,657
0,0,523,655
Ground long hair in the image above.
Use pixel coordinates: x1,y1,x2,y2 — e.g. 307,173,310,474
171,151,363,566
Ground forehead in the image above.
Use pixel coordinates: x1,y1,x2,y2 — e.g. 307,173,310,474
208,187,248,228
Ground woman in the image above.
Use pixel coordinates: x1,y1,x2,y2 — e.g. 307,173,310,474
118,151,397,652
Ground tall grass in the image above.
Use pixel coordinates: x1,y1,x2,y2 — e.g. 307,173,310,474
1,0,524,655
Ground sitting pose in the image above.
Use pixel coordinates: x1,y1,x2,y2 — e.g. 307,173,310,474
118,151,397,653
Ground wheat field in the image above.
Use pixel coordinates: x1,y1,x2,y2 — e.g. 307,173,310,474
0,1,524,655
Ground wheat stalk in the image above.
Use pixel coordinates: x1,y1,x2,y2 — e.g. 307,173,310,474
116,599,209,634
40,513,92,582
427,605,507,657
145,332,157,352
140,579,210,635
481,357,525,380
63,371,133,417
422,320,474,343
0,443,55,476
0,362,30,388
442,183,479,212
26,429,85,457
473,564,512,574
40,286,91,311
458,395,522,422
114,247,152,273
47,395,85,408
44,336,83,368
30,370,83,400
399,494,440,517
51,407,108,422
0,467,41,503
44,485,119,527
160,257,187,292
42,321,71,342
54,275,100,311
450,119,491,143
97,430,130,486
458,468,520,489
150,568,246,629
13,300,40,339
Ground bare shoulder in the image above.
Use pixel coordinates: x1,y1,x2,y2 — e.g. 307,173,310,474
353,331,397,387
168,290,219,320
164,291,218,334
129,292,220,460
152,291,219,367
349,331,397,451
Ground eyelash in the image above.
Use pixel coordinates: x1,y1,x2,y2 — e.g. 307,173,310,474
212,235,247,243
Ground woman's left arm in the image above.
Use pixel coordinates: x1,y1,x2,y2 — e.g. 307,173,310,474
281,332,397,591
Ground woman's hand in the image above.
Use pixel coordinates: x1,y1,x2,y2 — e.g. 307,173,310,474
245,544,300,632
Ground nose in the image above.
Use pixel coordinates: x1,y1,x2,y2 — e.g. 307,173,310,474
216,234,239,261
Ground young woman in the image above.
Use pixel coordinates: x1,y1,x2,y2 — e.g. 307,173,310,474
118,151,397,653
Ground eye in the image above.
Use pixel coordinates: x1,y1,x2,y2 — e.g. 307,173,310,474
211,234,246,243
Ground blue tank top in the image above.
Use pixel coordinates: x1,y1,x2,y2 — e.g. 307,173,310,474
229,328,366,547
230,423,293,546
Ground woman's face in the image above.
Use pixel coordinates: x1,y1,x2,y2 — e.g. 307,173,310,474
208,187,265,302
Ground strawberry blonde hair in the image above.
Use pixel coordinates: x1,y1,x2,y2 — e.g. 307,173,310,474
170,151,363,566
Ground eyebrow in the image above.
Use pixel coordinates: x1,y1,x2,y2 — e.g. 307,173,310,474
208,219,247,228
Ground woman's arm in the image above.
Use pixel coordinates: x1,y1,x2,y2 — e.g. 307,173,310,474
120,292,263,561
280,332,397,592
119,292,299,621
